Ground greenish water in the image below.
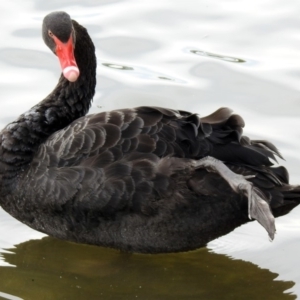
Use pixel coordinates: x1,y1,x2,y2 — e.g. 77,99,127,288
0,238,295,300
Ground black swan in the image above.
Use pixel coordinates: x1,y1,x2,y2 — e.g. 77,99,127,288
0,11,299,253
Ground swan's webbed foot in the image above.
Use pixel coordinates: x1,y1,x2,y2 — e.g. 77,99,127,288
192,156,276,240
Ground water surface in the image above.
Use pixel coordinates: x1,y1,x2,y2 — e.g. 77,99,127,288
0,0,300,298
0,238,295,300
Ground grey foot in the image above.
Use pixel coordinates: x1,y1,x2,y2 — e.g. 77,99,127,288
192,156,276,240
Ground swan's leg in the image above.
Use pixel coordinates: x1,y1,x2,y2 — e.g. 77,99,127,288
192,156,276,240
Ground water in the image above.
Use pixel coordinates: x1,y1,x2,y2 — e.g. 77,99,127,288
0,238,295,300
0,0,300,299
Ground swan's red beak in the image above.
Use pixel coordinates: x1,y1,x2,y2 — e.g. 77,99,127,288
53,35,80,82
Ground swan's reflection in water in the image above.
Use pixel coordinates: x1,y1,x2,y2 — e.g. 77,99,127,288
0,237,295,300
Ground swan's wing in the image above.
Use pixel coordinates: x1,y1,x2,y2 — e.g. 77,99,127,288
26,106,285,213
38,106,281,170
24,146,194,216
24,149,299,225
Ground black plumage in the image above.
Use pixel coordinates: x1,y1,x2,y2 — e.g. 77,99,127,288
0,11,299,253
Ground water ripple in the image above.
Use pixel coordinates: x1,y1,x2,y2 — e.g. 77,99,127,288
189,49,246,63
101,61,187,83
102,63,133,71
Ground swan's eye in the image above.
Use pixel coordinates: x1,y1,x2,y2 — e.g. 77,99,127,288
48,30,54,38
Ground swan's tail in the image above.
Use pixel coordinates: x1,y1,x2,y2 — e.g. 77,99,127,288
269,184,300,218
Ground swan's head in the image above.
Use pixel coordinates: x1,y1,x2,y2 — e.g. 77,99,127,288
42,11,80,82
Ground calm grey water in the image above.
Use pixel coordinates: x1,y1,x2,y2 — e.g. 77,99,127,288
0,0,300,299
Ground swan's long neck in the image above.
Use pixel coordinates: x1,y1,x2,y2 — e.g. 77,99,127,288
0,20,96,194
